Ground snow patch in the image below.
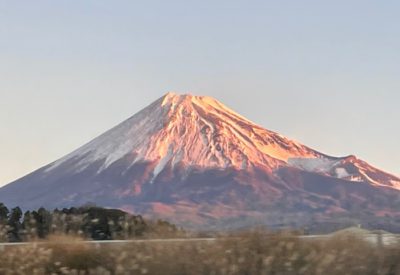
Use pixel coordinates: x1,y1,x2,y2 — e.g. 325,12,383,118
335,168,350,179
353,163,382,186
288,157,337,173
390,180,400,188
152,144,173,180
349,176,363,182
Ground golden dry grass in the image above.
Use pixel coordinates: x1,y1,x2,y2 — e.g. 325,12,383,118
0,231,399,275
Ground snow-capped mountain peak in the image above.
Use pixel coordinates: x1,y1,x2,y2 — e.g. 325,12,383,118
48,93,322,175
1,92,399,230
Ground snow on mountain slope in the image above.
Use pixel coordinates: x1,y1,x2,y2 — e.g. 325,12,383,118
47,92,323,176
289,155,400,190
45,92,399,191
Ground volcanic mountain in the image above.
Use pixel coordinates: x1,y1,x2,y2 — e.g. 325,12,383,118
1,93,399,231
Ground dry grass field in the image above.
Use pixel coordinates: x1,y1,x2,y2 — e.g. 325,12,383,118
0,230,399,275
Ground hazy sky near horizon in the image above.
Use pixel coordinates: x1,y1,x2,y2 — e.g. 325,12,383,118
0,0,399,186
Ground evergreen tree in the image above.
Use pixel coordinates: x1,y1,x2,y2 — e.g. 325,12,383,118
0,202,9,224
0,203,178,241
7,207,22,242
22,211,37,240
33,207,52,238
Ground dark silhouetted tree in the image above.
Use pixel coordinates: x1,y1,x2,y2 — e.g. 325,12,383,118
22,210,37,240
32,207,52,238
7,207,22,242
0,202,9,224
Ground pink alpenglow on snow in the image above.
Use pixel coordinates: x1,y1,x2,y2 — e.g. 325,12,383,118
0,92,399,230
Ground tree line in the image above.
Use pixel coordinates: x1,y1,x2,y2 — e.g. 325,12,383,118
0,203,180,242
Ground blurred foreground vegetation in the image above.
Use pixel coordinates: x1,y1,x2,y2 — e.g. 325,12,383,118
0,230,399,275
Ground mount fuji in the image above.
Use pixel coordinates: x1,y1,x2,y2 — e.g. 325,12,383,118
1,93,399,230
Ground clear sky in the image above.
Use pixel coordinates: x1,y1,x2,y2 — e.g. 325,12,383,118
0,0,399,186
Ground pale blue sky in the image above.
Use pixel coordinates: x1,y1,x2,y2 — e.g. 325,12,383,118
0,0,399,186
